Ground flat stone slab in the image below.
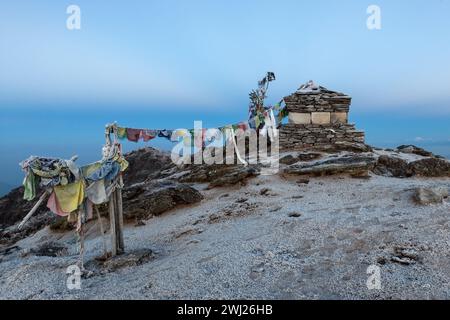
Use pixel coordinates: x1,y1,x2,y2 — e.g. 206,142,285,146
284,153,377,176
288,112,311,124
311,112,331,125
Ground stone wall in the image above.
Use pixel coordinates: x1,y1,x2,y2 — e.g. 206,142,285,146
284,89,351,114
279,123,367,152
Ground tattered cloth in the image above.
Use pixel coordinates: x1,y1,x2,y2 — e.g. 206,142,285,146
20,153,128,217
20,156,80,201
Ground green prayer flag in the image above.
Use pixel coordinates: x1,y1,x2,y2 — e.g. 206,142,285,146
23,171,36,201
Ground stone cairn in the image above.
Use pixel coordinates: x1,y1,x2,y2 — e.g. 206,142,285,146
279,83,369,152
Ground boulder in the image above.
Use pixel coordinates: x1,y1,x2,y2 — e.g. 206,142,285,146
279,155,298,165
409,158,450,177
413,187,449,205
332,141,372,153
373,155,412,177
122,181,203,220
180,164,260,188
279,152,322,165
373,156,450,178
397,145,434,157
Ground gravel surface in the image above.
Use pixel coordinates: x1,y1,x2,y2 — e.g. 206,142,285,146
1,174,450,299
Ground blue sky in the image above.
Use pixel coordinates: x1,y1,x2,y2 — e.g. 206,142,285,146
1,0,450,190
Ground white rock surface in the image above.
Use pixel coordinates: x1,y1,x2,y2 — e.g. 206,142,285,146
1,174,450,299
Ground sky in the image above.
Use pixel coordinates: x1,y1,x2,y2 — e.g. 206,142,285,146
1,0,450,192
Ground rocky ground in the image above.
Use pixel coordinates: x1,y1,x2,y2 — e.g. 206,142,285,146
1,146,450,300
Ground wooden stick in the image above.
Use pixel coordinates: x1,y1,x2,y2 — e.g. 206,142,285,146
94,205,108,256
113,190,119,254
115,177,125,254
18,190,50,230
109,191,117,256
118,192,125,254
77,211,85,271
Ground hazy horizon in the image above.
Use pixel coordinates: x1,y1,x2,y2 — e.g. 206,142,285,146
1,106,449,195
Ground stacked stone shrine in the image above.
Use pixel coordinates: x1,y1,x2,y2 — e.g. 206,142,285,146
279,84,369,152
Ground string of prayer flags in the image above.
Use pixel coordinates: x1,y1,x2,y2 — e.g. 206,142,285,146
113,99,288,146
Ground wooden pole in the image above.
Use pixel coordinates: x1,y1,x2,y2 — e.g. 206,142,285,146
109,180,125,256
77,211,85,271
109,191,117,256
115,185,125,254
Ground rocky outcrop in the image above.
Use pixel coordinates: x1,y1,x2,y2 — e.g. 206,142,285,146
122,181,203,221
284,153,377,176
409,158,450,177
373,155,450,178
0,212,58,246
123,147,175,185
413,187,449,205
279,152,323,165
397,145,434,157
372,155,412,177
180,164,260,188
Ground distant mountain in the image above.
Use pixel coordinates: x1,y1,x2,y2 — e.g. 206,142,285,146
0,182,13,197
